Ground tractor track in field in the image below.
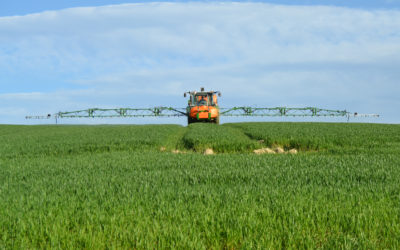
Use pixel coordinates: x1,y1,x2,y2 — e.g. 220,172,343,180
161,124,299,155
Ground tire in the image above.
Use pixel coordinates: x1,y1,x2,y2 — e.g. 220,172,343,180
215,116,220,125
188,117,196,125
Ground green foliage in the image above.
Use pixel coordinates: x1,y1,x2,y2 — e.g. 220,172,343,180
1,122,400,248
227,122,400,153
0,124,184,158
182,123,259,152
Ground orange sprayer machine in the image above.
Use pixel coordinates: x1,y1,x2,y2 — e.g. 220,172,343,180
184,87,221,124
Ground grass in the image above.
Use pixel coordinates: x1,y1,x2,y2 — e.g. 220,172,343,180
181,123,259,153
0,124,184,158
1,122,400,248
228,122,400,153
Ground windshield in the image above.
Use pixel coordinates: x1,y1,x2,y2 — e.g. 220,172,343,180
193,94,214,106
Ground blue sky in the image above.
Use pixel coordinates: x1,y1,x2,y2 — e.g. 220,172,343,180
0,1,399,124
1,0,400,16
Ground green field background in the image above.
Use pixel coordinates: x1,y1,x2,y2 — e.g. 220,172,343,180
1,122,400,248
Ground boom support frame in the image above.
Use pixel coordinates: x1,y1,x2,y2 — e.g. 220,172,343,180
26,106,379,120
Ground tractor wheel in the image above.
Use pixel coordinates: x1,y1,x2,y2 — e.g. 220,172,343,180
215,116,220,125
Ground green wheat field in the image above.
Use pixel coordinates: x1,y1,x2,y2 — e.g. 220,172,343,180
1,122,400,248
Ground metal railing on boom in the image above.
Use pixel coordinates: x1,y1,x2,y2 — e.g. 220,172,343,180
26,106,379,124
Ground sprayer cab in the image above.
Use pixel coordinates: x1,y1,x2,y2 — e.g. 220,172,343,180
184,87,221,124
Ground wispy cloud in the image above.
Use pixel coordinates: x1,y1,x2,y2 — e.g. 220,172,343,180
0,2,399,124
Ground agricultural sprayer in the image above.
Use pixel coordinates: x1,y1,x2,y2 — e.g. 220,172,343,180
26,87,379,124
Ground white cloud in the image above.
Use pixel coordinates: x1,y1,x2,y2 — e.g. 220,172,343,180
0,2,399,124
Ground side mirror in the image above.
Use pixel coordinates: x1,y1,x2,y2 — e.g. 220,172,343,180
184,93,187,97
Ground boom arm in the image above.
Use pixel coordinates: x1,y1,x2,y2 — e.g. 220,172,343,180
221,107,361,117
26,106,379,120
26,107,187,119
